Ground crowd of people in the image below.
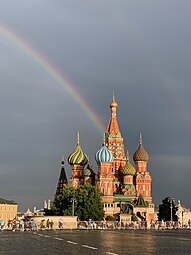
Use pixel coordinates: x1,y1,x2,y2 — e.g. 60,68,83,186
1,218,191,231
0,218,64,231
78,219,191,230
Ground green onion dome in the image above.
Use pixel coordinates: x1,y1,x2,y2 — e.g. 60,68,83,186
121,159,136,175
133,134,149,162
68,132,88,165
95,144,113,163
68,144,88,165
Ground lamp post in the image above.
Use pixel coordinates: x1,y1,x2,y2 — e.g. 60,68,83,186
182,211,184,228
119,201,122,228
71,198,76,216
170,198,173,223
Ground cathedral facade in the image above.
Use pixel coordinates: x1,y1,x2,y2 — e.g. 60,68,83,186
56,96,154,221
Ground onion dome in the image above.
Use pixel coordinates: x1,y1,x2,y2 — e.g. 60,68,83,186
68,132,88,165
110,91,118,108
95,144,113,163
121,159,136,175
133,134,149,162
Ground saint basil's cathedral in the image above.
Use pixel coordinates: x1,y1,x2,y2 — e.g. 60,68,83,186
56,95,154,221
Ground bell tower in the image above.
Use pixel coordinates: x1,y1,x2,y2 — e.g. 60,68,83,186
105,93,126,171
133,134,152,202
68,132,88,188
55,156,68,197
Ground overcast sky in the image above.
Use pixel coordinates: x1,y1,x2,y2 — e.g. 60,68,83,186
0,0,191,211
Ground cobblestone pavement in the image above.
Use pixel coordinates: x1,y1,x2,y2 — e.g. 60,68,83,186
1,229,191,255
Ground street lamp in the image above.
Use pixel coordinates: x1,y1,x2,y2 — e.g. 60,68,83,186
119,201,122,228
182,211,184,228
170,198,173,222
71,198,76,216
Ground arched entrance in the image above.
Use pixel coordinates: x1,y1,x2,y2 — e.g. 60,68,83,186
120,202,134,215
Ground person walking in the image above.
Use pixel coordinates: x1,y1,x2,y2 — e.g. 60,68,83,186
58,219,64,230
40,219,46,230
20,220,25,231
88,218,92,229
50,220,54,230
46,219,50,230
32,219,37,231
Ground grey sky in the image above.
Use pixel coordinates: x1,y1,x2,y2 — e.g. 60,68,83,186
0,0,191,211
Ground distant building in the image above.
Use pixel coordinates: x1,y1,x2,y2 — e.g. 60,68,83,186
177,200,191,226
56,95,154,221
0,198,18,223
33,207,45,216
24,207,33,217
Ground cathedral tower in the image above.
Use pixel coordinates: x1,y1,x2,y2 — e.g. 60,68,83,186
55,156,68,197
68,132,88,188
106,93,126,170
120,154,136,197
133,134,152,202
95,141,114,203
105,94,126,193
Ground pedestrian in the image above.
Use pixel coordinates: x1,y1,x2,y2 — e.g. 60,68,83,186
19,220,25,231
8,220,12,230
0,219,5,230
41,219,46,230
50,220,54,230
32,219,37,231
103,218,107,229
46,219,50,230
188,219,191,228
88,218,92,229
29,220,32,231
12,220,17,231
58,219,64,230
92,221,97,229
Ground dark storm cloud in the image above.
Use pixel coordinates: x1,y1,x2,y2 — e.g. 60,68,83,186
0,0,191,210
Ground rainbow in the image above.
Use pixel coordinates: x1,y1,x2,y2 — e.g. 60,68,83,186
0,22,105,133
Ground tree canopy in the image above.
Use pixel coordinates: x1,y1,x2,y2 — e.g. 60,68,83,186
46,184,104,221
47,184,75,216
158,197,178,221
0,198,17,204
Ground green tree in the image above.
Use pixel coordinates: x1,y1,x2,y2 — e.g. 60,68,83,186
75,184,104,221
0,198,17,204
158,197,178,221
46,184,104,220
45,184,75,216
106,216,115,221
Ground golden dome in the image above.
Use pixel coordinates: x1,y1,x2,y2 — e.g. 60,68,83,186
110,92,118,108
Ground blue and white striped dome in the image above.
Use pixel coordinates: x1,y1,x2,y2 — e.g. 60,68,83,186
95,144,113,163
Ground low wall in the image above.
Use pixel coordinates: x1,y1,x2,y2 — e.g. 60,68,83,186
29,216,77,229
